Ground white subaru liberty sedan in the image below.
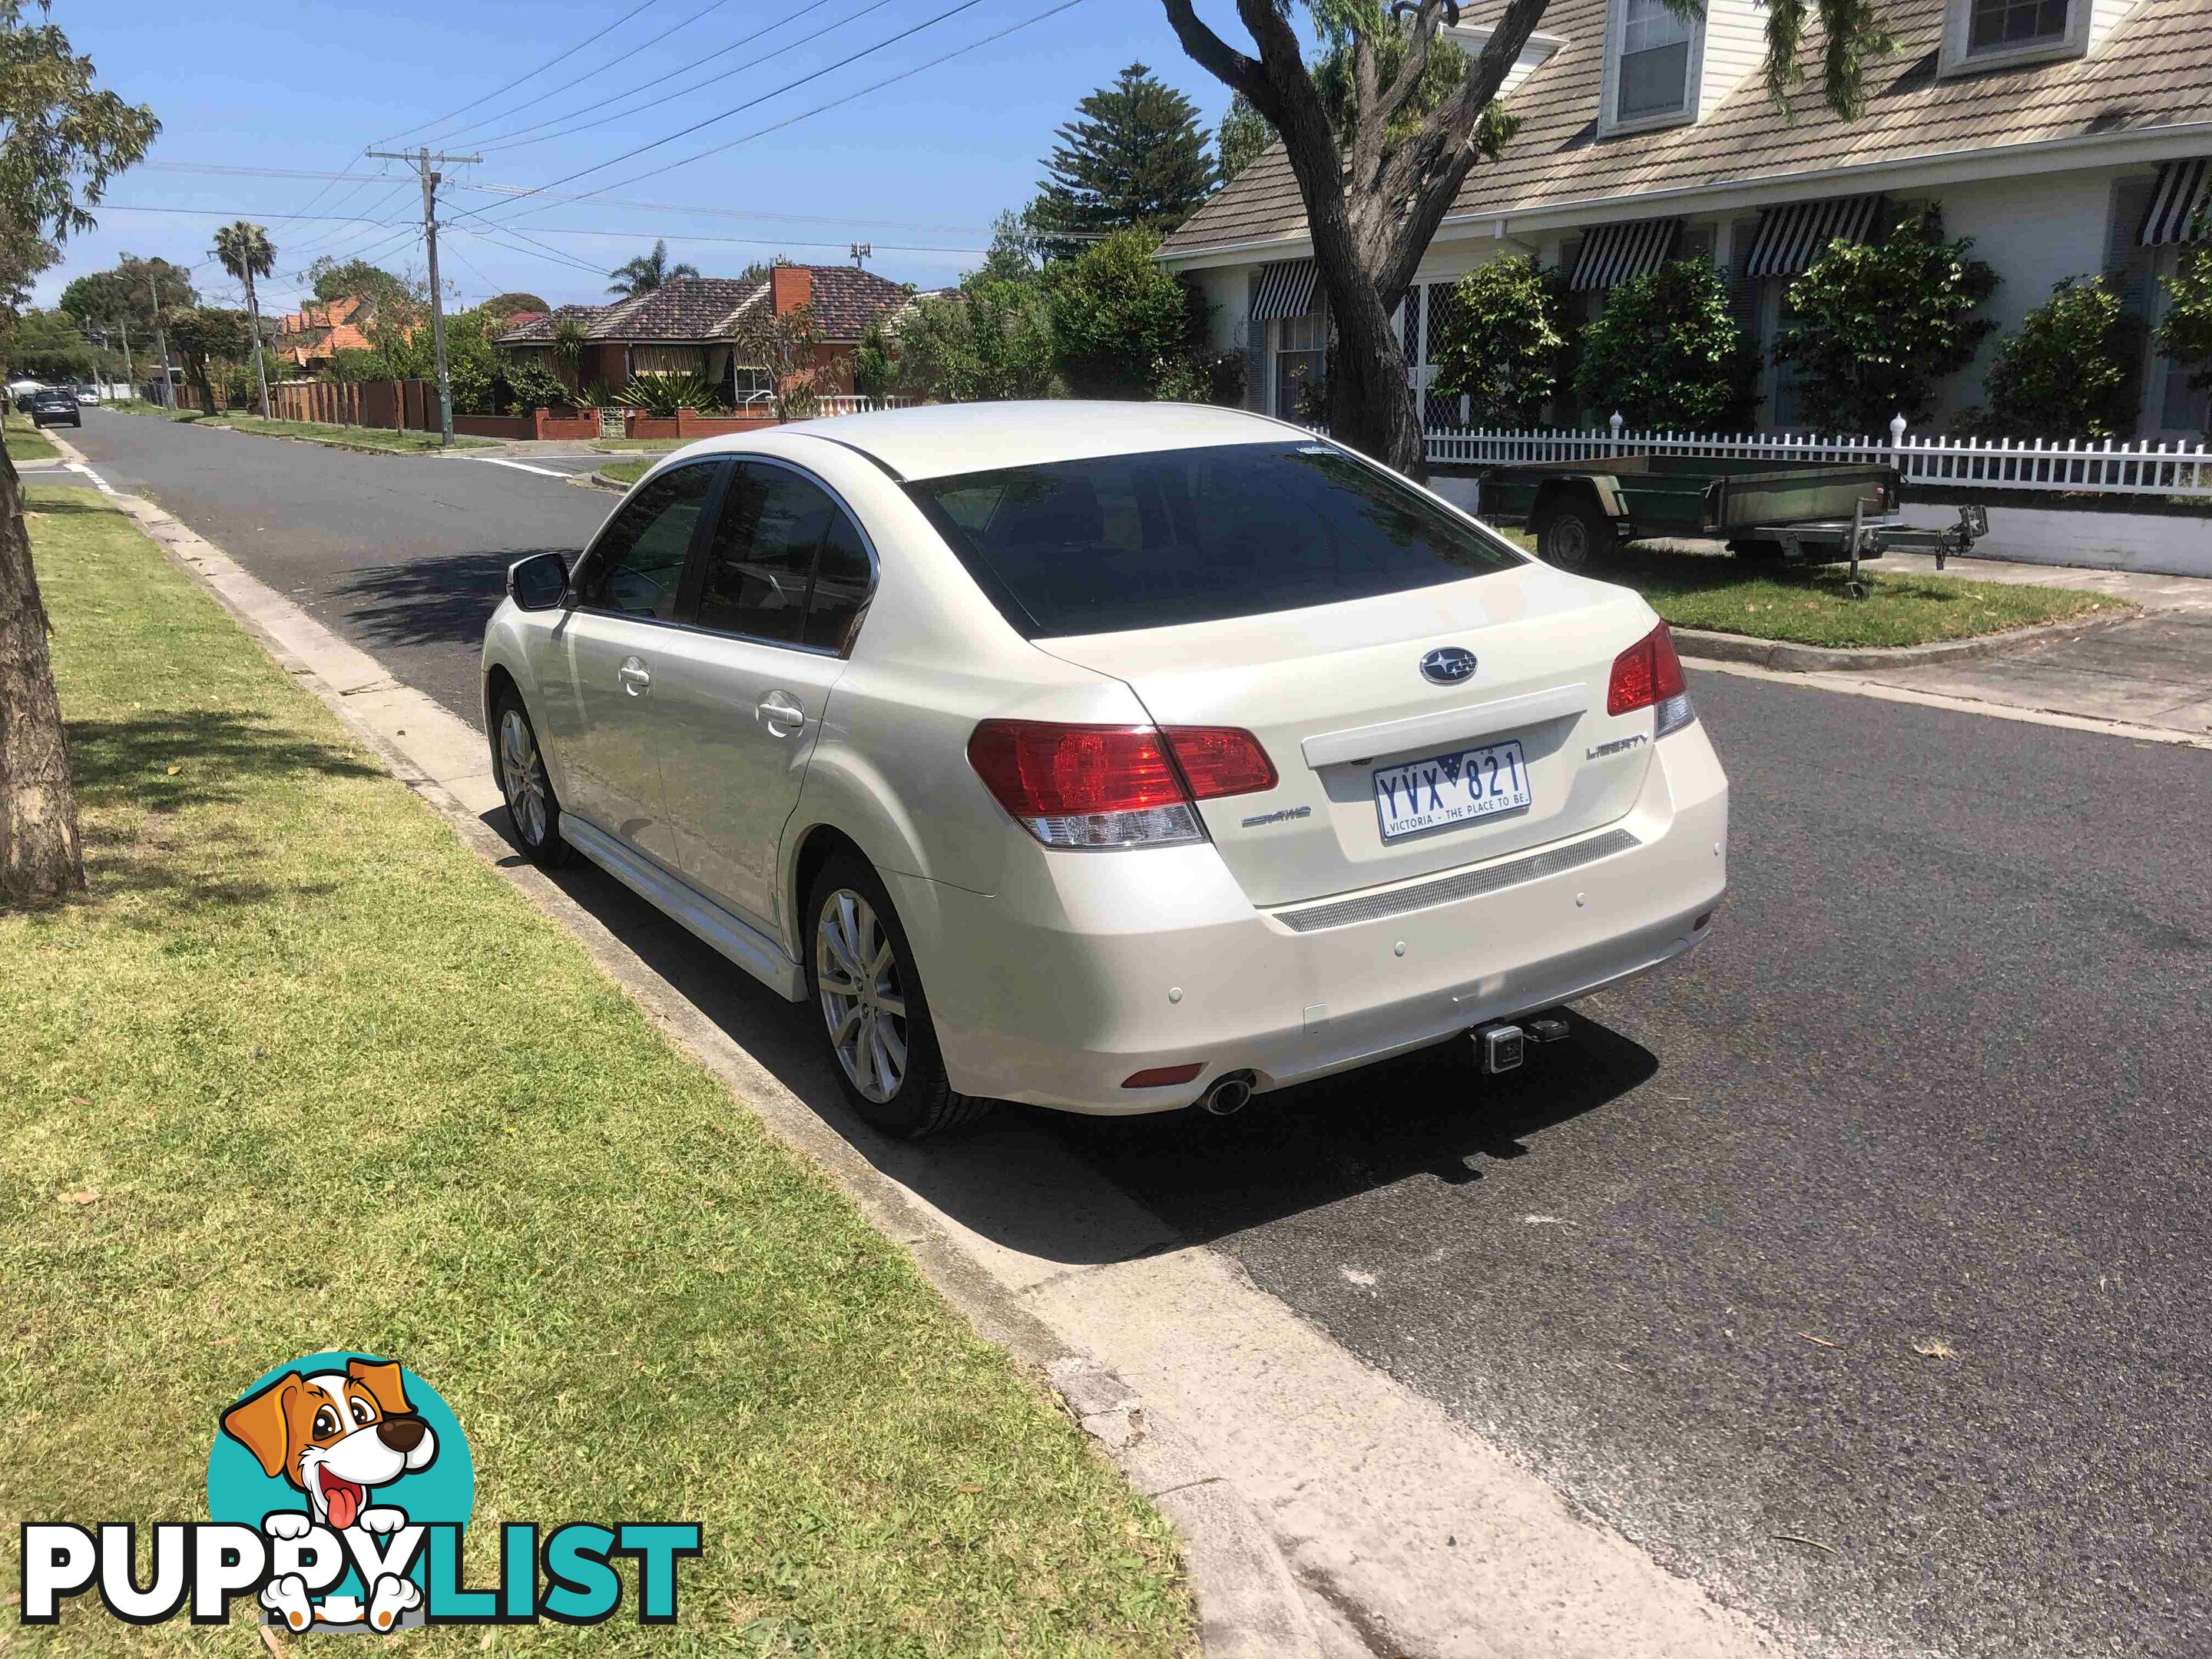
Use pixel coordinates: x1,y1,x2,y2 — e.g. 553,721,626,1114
482,402,1727,1137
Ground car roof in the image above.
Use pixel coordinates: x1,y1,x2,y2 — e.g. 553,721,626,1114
770,400,1306,482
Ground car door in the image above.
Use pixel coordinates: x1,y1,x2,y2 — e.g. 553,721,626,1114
538,459,724,865
652,459,873,932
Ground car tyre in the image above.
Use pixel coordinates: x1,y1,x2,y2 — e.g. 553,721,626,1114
806,853,989,1140
1536,502,1614,571
490,687,573,868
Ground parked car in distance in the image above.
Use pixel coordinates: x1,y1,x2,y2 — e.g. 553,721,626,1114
75,386,98,406
26,386,81,428
481,402,1729,1137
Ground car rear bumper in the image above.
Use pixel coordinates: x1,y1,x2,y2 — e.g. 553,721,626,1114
901,720,1728,1114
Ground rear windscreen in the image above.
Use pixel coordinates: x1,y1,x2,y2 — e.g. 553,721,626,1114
905,439,1525,637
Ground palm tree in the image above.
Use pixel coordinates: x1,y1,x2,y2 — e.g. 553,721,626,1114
211,220,273,417
606,239,699,299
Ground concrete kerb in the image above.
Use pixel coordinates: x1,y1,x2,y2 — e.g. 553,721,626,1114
84,465,1800,1659
1671,604,2139,673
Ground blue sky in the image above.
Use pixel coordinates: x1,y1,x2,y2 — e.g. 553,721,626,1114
41,0,1257,315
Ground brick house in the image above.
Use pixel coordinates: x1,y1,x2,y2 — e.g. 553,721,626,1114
1161,0,2212,437
492,265,912,404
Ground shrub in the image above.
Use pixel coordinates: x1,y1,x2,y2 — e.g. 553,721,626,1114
502,363,580,412
850,316,897,402
613,371,721,416
896,281,1058,402
1775,207,1998,431
1970,276,2143,439
727,302,825,421
1572,259,1758,430
2154,247,2212,408
1045,226,1205,399
1431,256,1573,427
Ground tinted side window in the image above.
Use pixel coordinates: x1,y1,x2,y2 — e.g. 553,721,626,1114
692,462,872,649
803,512,871,651
583,464,718,620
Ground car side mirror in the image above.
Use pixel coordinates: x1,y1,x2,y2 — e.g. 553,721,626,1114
508,552,571,611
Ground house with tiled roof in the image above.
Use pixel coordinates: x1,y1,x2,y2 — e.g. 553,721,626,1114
271,296,379,374
1160,0,2212,436
492,265,912,404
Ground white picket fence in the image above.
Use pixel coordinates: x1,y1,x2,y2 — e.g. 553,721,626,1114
1423,414,2212,499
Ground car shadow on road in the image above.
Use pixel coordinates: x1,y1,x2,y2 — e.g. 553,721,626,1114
333,551,568,651
490,803,1659,1265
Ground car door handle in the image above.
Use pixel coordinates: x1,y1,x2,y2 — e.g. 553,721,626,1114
618,656,651,696
756,691,807,737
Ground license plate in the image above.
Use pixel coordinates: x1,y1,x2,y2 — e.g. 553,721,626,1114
1373,740,1532,841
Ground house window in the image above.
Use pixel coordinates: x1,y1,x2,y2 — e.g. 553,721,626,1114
1273,313,1327,422
1939,0,2084,71
1969,0,2068,50
1618,0,1695,121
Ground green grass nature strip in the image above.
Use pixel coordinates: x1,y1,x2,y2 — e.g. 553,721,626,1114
0,486,1192,1656
601,457,656,485
5,411,59,462
210,413,495,454
1503,532,2126,648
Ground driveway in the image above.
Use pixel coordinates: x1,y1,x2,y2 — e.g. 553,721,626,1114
62,408,2212,1659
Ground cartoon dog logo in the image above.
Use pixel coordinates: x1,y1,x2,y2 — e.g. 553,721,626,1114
220,1358,438,1631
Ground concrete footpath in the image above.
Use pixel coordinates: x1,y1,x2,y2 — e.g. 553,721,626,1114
1681,548,2212,746
52,457,1790,1657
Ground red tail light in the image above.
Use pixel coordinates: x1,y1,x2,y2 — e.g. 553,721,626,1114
1164,726,1278,800
967,720,1276,847
1606,621,1688,716
967,722,1185,816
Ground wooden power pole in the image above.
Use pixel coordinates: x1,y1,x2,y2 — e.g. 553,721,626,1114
368,146,480,448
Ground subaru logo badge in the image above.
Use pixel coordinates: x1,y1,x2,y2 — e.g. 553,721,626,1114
1419,646,1478,685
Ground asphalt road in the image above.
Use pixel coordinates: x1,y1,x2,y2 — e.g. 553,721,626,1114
67,409,2212,1659
66,414,615,720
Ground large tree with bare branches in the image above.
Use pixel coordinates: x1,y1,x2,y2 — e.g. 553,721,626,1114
1161,0,1892,475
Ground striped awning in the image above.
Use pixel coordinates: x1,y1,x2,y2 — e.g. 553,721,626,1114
1251,258,1320,321
1567,218,1682,292
2139,158,2211,246
1743,194,1884,279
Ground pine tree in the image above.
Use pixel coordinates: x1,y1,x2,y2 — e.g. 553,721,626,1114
1028,63,1216,260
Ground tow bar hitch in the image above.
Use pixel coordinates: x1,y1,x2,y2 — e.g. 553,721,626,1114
1475,1013,1571,1074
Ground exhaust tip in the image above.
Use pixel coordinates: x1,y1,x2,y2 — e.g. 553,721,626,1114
1200,1071,1257,1116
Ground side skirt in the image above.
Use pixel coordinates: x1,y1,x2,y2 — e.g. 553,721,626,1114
558,813,806,1002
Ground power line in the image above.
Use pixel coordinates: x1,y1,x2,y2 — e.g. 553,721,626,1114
473,0,880,153
99,196,989,245
109,164,988,233
373,0,666,145
451,0,991,224
451,180,988,235
432,0,742,146
481,0,1091,227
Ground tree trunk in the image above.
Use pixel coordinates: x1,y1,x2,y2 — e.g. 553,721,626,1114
0,446,85,902
1324,273,1426,479
186,355,217,417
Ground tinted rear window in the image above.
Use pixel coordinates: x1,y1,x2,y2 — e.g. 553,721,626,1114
906,440,1523,637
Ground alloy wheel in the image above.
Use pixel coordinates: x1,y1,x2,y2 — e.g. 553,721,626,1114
816,889,909,1104
498,708,550,847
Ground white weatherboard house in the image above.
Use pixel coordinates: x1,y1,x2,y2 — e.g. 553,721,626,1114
1160,0,2212,440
